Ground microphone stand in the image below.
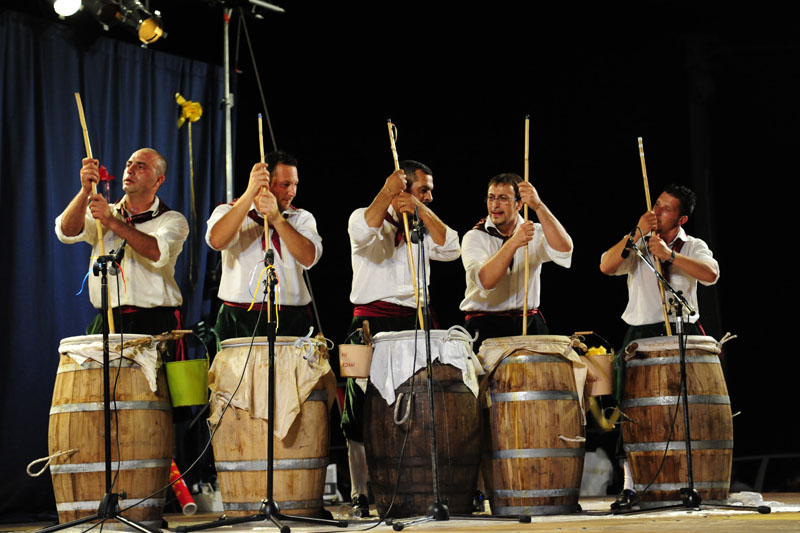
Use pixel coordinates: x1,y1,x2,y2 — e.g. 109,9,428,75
390,213,522,530
40,245,160,533
177,249,346,533
388,215,447,531
614,242,770,516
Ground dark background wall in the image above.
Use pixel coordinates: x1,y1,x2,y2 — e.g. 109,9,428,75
2,0,798,520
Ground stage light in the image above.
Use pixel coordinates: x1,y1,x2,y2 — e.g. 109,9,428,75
82,0,165,44
117,1,165,44
83,0,122,27
52,0,81,17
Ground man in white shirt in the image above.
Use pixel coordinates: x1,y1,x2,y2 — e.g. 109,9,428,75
343,160,460,515
460,173,573,341
56,148,189,341
206,151,322,339
599,183,720,510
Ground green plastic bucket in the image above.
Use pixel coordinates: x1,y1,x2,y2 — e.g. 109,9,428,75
165,354,209,407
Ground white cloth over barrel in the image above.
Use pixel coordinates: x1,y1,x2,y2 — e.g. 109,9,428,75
370,327,483,406
208,335,335,440
58,334,160,392
477,335,588,424
623,335,722,361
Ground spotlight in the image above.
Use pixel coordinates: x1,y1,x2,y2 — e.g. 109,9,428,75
118,1,166,44
83,0,122,27
83,0,166,45
52,0,81,17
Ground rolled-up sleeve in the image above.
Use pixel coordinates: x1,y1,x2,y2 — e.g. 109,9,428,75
461,230,490,292
348,208,385,252
537,227,573,269
293,210,323,269
149,212,189,269
429,225,461,262
691,240,720,286
54,210,96,245
205,204,237,252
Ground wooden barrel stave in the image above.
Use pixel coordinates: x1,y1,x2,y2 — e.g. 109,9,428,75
212,384,329,517
364,363,481,517
484,352,585,516
48,349,173,526
622,339,733,505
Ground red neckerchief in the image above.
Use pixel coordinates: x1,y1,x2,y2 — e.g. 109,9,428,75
384,213,407,247
473,217,514,270
662,237,686,282
117,198,171,225
245,205,297,258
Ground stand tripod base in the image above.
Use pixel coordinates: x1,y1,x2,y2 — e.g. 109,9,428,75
38,492,161,533
680,487,702,507
613,489,772,516
389,500,450,531
175,498,347,533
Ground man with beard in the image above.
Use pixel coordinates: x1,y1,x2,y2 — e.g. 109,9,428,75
460,173,572,341
206,150,322,339
343,160,460,515
599,183,720,510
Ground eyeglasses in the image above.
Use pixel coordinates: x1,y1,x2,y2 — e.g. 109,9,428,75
486,195,517,205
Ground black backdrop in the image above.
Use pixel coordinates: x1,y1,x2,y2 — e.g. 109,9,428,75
2,0,798,521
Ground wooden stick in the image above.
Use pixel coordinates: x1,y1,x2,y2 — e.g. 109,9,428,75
522,115,531,336
386,120,425,329
258,113,272,323
638,137,672,335
74,93,115,333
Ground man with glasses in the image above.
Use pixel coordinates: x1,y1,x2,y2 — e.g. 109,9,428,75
460,173,572,340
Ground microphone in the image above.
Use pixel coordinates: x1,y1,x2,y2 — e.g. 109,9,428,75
621,228,636,259
410,206,427,243
108,240,127,276
112,240,127,264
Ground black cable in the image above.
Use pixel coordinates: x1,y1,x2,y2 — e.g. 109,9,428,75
237,6,278,152
110,269,124,493
116,280,271,517
373,235,429,526
80,267,125,532
639,328,691,496
345,249,424,531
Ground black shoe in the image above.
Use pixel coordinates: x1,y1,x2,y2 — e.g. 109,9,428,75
472,490,486,512
610,489,638,511
352,494,370,518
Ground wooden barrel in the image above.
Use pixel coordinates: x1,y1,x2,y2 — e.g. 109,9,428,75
48,334,173,527
482,337,585,516
621,335,732,506
211,337,330,517
364,362,481,517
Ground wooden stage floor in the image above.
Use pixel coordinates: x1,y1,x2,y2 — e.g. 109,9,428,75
4,494,800,533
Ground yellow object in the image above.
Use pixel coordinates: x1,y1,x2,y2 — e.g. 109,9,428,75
175,93,203,128
165,355,209,407
586,346,608,356
588,397,621,432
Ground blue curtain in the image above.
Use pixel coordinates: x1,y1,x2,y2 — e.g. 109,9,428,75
0,9,226,520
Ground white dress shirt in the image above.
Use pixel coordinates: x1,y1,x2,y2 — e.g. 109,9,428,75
55,196,188,309
459,214,573,313
601,227,719,326
206,203,322,306
348,206,460,308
